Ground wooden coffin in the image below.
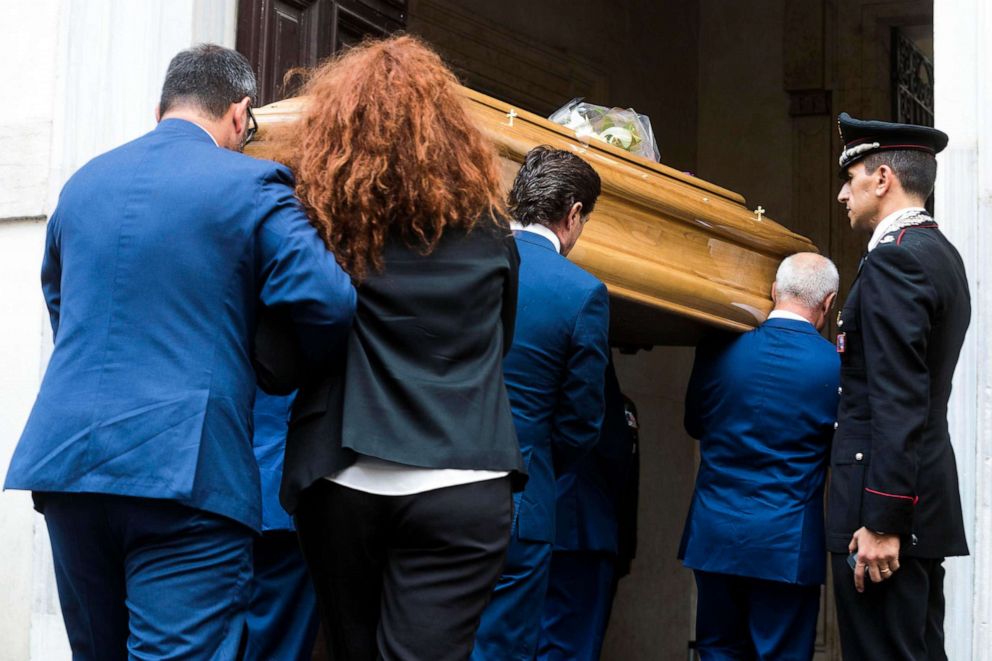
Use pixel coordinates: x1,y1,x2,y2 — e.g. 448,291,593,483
246,88,817,346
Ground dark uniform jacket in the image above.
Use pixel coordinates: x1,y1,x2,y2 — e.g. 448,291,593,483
827,215,970,558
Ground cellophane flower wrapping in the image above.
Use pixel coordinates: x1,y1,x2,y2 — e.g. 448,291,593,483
548,98,661,162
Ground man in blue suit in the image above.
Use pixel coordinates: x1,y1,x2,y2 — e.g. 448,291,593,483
4,45,354,660
241,388,319,661
679,252,840,660
473,146,610,660
537,360,639,660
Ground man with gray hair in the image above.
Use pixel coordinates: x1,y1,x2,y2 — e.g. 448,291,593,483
678,252,840,660
4,44,354,659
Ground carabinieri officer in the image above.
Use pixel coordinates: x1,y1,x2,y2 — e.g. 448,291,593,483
829,112,970,660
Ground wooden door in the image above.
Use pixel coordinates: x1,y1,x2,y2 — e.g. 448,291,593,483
237,0,407,105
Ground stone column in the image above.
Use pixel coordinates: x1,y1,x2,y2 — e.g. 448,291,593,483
934,0,992,658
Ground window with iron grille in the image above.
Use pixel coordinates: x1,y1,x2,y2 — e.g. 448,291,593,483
892,29,934,127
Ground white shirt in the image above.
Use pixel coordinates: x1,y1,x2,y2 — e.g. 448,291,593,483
867,207,928,252
767,309,813,325
510,220,562,254
328,457,508,496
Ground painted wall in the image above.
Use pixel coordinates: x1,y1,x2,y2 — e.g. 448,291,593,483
0,2,65,658
0,1,59,219
935,1,992,657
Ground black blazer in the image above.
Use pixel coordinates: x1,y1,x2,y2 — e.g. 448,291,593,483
257,224,525,514
827,217,970,558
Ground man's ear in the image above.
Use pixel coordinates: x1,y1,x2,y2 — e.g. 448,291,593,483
567,201,584,229
154,104,161,123
875,165,894,196
232,96,251,135
823,291,838,316
771,281,779,304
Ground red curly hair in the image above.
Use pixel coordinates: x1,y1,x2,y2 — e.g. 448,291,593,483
293,35,507,279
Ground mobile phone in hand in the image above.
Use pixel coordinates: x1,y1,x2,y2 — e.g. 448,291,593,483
847,551,859,571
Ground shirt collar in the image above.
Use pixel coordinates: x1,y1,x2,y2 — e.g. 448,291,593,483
867,207,928,252
767,309,813,325
510,220,561,254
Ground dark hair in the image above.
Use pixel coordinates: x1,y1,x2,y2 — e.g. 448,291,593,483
509,146,601,228
861,149,937,199
159,44,257,119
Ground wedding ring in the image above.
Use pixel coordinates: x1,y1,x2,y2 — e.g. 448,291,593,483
880,568,892,574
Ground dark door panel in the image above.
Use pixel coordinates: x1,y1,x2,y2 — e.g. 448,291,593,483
238,0,407,105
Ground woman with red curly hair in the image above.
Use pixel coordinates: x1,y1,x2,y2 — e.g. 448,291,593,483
260,36,525,660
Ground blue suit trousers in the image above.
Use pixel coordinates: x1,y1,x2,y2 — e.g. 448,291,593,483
242,531,319,661
42,492,252,661
694,570,820,661
537,551,617,661
472,537,553,661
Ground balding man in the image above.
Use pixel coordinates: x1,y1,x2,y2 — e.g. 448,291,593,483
679,253,841,660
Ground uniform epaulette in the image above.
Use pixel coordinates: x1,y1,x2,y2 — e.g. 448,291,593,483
876,220,939,248
876,230,900,247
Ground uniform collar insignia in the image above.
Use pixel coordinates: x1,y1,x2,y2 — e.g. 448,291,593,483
868,209,935,252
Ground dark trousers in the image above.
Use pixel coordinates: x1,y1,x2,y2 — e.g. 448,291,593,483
295,477,513,661
693,570,821,661
41,492,253,661
537,551,617,661
831,553,947,661
241,531,320,661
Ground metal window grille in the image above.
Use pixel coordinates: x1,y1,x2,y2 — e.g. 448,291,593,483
892,29,934,126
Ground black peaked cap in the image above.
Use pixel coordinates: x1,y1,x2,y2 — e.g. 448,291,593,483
837,112,948,175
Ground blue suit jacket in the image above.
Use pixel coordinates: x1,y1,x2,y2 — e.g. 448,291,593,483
678,317,839,585
503,231,610,543
5,119,355,531
253,388,296,532
554,360,636,553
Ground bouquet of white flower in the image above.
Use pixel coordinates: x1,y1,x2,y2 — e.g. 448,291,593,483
548,98,661,162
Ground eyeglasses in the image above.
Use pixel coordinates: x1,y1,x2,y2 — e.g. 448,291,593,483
244,106,258,147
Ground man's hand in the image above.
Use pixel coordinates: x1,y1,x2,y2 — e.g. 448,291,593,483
849,527,901,592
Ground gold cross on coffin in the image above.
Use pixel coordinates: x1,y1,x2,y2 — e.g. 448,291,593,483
754,205,765,221
505,108,518,127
